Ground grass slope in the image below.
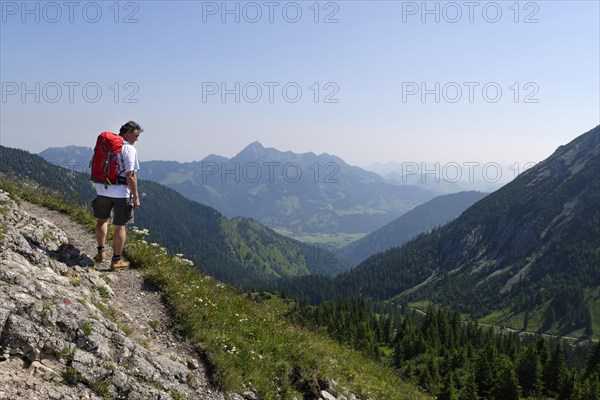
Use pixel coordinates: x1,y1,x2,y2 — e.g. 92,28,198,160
0,178,430,400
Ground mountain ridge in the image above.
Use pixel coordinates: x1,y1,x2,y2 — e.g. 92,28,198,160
338,191,489,266
39,142,437,239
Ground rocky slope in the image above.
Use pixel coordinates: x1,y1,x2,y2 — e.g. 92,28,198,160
0,189,370,400
0,189,227,400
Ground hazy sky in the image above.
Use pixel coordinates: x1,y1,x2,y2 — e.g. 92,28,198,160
1,1,598,169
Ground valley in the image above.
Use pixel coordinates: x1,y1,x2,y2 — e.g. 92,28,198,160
2,125,599,400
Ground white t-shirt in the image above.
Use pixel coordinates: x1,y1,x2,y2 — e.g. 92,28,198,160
95,142,139,198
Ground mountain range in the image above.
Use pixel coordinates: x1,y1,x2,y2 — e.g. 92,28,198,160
39,142,437,241
1,146,350,288
284,126,600,339
23,126,600,339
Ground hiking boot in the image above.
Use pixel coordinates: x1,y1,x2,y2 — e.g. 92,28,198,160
93,251,106,263
110,258,130,271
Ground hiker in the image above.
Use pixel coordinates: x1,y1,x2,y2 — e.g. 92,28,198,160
91,121,142,270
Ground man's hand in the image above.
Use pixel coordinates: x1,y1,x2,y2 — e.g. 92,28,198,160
126,170,140,209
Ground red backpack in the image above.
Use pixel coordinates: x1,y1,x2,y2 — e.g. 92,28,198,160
90,131,127,186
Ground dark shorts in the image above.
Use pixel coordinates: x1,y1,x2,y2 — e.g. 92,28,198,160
92,195,133,226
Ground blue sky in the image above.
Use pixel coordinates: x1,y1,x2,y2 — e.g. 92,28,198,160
1,0,598,168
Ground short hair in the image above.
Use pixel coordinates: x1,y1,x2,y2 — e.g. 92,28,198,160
119,121,143,136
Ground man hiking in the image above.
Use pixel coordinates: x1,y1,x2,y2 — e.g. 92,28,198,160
91,120,142,270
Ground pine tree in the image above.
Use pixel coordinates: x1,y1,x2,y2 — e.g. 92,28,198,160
439,371,459,400
475,343,498,399
493,356,520,400
544,343,566,395
584,341,600,380
459,373,479,400
517,344,543,397
536,337,551,370
393,341,404,367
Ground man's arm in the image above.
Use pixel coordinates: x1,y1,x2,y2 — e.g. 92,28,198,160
126,170,140,209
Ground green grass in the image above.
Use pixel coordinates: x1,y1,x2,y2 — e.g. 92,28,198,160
408,300,434,313
81,321,93,336
274,230,366,249
127,237,429,399
479,308,512,325
0,179,97,232
1,177,430,400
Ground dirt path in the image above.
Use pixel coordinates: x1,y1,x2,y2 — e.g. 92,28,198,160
20,201,226,400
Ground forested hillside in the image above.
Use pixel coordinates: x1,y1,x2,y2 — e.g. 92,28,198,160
284,126,600,339
290,297,600,400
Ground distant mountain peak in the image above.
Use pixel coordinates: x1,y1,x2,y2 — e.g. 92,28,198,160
247,140,264,149
234,141,289,161
242,140,265,151
235,141,267,158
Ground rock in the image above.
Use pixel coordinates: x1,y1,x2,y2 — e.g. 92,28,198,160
187,358,200,370
243,389,259,400
321,390,337,400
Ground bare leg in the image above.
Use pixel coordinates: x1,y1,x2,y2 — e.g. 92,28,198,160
113,225,126,256
96,219,108,247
